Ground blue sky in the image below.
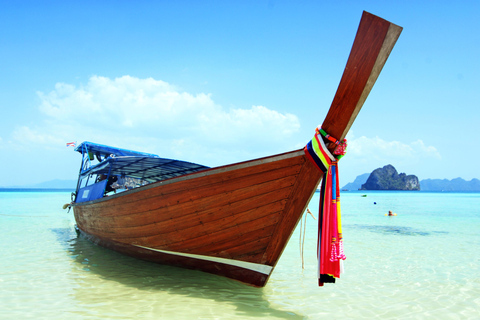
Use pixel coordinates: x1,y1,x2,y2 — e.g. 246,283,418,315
1,1,479,187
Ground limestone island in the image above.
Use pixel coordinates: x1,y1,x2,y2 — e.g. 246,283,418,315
360,164,420,191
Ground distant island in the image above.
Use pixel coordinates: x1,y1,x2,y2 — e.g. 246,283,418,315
342,165,480,192
420,178,480,192
0,179,77,190
360,165,419,191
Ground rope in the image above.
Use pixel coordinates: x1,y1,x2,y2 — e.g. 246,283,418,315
299,208,317,269
299,212,304,268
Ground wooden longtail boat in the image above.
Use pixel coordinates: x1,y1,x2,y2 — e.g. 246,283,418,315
71,11,402,287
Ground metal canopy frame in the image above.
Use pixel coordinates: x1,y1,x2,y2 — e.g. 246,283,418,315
73,141,209,202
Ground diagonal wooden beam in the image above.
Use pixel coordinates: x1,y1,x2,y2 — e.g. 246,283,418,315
321,11,402,149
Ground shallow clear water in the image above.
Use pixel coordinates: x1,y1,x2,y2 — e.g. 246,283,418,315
1,191,479,319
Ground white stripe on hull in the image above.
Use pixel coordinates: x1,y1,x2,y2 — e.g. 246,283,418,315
134,245,273,275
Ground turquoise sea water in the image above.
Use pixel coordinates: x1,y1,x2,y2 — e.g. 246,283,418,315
1,190,479,319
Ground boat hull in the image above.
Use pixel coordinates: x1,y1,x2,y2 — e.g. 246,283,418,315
72,12,403,287
73,150,322,287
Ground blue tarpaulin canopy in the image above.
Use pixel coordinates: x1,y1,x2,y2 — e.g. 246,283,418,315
75,141,160,158
75,142,209,183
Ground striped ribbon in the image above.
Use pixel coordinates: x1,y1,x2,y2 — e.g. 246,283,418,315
304,127,347,286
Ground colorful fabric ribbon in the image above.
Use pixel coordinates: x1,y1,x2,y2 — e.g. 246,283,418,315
304,126,347,286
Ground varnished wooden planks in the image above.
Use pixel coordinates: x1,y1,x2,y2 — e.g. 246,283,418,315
322,11,402,144
75,154,305,232
87,191,289,241
74,153,311,264
81,151,304,215
75,173,295,233
262,154,323,266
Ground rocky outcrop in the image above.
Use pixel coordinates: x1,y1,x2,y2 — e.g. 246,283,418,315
360,165,420,191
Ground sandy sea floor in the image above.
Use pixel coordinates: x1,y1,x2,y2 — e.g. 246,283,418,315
1,191,479,319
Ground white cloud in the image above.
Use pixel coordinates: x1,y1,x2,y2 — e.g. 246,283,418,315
338,135,442,184
197,105,299,143
348,136,441,160
13,75,301,165
11,126,67,151
37,76,213,130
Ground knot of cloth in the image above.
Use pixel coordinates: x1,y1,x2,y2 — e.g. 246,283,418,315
316,127,347,159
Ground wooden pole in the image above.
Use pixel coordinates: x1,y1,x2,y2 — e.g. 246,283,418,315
321,11,403,150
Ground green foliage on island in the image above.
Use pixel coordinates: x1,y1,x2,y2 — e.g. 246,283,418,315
360,165,420,191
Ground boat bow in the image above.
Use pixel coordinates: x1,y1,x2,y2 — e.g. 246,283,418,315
71,11,402,287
